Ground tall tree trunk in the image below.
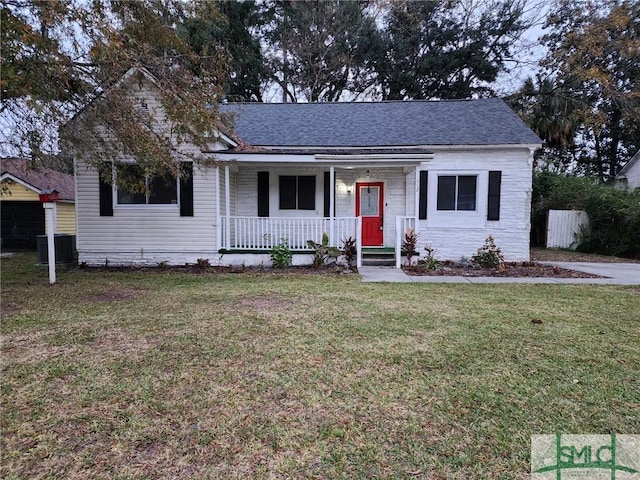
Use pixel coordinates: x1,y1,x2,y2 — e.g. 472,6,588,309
608,107,622,178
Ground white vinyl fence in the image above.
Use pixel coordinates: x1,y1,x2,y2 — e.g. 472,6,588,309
546,210,589,249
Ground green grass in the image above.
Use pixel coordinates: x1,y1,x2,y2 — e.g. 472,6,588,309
1,253,639,479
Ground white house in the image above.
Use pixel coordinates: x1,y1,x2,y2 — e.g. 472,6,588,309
616,150,640,190
73,68,541,268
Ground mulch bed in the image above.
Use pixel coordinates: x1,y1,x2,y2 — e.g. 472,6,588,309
83,264,354,276
81,262,604,278
403,261,604,278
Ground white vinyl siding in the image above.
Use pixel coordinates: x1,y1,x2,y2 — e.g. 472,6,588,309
75,158,219,265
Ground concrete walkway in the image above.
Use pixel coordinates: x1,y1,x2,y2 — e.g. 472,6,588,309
359,262,640,285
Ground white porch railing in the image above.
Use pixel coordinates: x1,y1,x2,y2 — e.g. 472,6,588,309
395,216,416,268
221,216,358,250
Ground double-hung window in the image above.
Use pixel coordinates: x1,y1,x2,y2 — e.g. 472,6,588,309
279,175,315,210
116,164,178,205
437,175,477,211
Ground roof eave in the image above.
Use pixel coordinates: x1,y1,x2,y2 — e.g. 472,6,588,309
616,150,640,178
229,143,542,152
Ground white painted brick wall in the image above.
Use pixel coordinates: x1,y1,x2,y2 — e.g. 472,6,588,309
415,149,533,262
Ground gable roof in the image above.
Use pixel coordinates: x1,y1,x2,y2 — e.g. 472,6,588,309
617,150,640,178
221,98,541,149
1,158,75,201
65,67,238,149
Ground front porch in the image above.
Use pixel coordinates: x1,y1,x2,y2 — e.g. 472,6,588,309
211,156,425,268
218,215,416,268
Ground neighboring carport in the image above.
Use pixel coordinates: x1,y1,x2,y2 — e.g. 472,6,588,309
1,158,75,250
1,200,45,249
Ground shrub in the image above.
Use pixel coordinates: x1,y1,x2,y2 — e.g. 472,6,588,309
307,233,340,268
195,258,210,270
456,256,473,268
270,239,292,268
402,228,419,265
471,236,504,268
577,187,640,258
341,236,357,268
422,244,441,270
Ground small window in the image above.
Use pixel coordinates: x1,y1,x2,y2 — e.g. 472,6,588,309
279,175,315,210
437,175,477,211
116,164,178,205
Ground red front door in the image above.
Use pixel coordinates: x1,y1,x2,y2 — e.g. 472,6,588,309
356,182,384,246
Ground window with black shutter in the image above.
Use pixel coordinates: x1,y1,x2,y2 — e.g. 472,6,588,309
279,175,316,210
437,175,477,211
115,164,178,206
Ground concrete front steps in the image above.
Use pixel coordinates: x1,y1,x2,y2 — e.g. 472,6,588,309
361,247,396,267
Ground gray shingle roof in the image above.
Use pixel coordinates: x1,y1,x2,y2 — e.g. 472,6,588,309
221,98,541,148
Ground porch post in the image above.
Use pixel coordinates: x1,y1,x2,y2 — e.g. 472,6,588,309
395,216,402,269
414,166,420,222
356,216,362,269
224,164,231,250
329,166,335,245
215,166,221,250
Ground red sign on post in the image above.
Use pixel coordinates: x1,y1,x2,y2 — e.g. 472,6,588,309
39,189,60,203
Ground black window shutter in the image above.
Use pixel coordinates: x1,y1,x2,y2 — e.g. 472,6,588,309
487,170,502,221
323,172,330,217
99,174,113,217
419,171,428,219
180,163,194,217
257,171,269,217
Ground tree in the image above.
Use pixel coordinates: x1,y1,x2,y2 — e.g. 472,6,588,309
508,75,582,171
540,0,640,180
1,0,230,187
262,0,381,102
375,0,534,100
179,0,268,102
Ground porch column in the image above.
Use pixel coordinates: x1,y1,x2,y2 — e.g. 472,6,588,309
329,166,335,245
395,216,402,269
224,164,231,250
414,166,420,221
356,216,362,269
215,166,221,250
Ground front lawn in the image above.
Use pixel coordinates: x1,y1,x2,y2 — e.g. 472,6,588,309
1,253,638,479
